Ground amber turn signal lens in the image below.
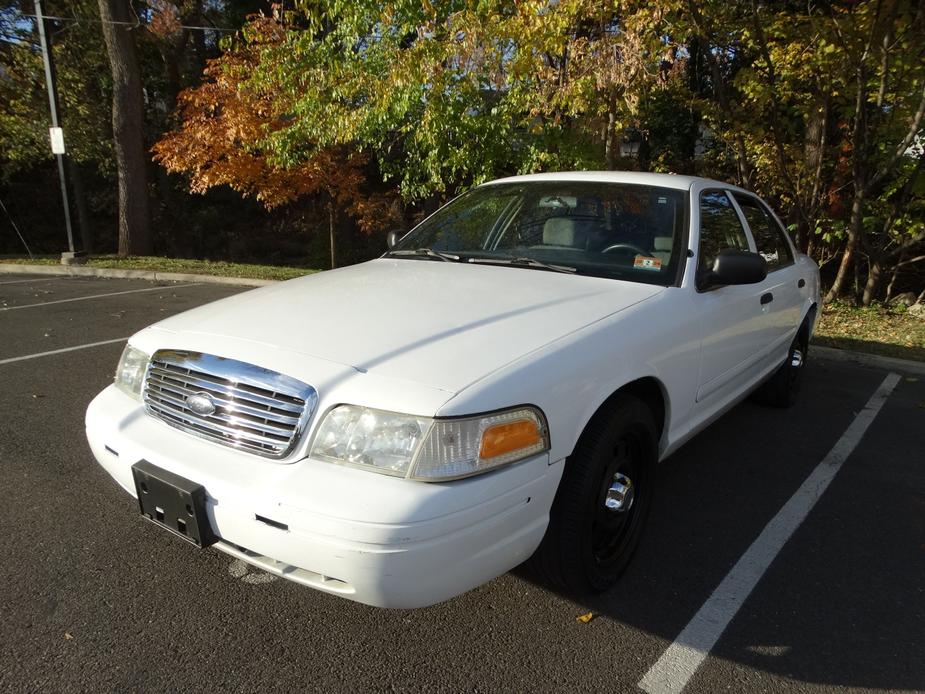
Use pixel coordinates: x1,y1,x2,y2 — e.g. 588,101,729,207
479,419,542,460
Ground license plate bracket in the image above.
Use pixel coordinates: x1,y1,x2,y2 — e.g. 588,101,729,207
131,461,217,548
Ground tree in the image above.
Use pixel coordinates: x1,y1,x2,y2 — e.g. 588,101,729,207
0,0,112,252
687,0,925,305
152,17,399,268
98,0,152,255
232,1,682,201
820,0,925,303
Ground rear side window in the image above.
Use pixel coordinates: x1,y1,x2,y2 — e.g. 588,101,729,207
698,190,750,274
733,194,793,271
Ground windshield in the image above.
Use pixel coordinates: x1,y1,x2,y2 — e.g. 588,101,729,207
390,181,688,285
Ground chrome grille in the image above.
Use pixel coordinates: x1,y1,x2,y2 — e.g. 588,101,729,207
143,350,317,459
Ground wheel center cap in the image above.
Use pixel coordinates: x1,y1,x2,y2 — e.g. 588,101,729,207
605,472,634,513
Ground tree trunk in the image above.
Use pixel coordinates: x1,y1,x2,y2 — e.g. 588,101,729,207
604,106,617,170
861,259,883,306
160,45,182,114
885,250,904,302
69,163,93,254
706,55,751,187
824,192,864,303
862,257,883,307
794,218,809,254
799,95,828,253
328,203,337,269
191,0,207,74
98,0,152,256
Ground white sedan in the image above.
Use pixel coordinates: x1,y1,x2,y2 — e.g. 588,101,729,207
86,172,820,608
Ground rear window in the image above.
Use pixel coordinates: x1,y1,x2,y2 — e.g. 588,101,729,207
733,194,794,271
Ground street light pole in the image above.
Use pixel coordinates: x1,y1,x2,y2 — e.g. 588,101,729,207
34,0,80,260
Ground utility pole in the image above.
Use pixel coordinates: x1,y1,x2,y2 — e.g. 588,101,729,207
34,0,83,263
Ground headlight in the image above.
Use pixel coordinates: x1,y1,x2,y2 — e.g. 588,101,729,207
309,404,549,481
310,405,432,476
114,344,150,401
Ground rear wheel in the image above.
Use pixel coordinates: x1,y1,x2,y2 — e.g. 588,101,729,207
530,395,657,593
756,330,808,408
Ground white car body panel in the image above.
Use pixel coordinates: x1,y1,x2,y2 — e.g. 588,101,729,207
147,259,665,396
85,172,820,608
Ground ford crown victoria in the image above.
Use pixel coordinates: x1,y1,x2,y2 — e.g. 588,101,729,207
86,172,820,608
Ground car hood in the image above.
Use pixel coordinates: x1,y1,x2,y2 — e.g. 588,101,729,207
147,259,664,394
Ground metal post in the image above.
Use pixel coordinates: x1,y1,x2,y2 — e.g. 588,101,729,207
34,0,78,257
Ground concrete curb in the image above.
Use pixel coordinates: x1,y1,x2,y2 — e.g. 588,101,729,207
0,263,279,287
813,345,925,376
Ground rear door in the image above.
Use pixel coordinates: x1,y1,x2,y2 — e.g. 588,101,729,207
731,193,802,366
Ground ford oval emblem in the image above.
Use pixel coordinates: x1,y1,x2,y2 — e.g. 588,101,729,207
186,392,216,416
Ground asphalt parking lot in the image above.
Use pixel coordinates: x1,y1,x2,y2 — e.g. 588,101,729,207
1,273,923,693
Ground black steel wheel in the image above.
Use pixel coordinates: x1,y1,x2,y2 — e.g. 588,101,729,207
756,330,808,408
529,394,657,593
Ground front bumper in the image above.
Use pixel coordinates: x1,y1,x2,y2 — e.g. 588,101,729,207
86,385,563,608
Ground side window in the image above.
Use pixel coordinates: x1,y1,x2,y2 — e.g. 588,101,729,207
733,194,794,271
698,190,750,275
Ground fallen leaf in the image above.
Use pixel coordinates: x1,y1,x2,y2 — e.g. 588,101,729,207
576,612,594,624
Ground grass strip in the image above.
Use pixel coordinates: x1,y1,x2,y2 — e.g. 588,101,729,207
813,301,924,362
0,255,317,282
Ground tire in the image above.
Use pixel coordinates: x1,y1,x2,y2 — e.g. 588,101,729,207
529,394,657,593
755,330,808,408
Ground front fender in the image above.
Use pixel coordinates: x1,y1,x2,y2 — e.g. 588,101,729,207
437,289,702,464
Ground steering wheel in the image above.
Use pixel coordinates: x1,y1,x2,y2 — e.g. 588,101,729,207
601,243,647,256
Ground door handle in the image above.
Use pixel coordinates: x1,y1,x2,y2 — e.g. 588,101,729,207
798,278,806,288
760,292,774,305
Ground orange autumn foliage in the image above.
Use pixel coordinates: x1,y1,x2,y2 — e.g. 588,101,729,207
152,17,398,233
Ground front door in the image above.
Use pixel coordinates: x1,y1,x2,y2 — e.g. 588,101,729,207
693,189,774,405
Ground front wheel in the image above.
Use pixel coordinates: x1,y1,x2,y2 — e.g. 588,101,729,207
529,395,657,593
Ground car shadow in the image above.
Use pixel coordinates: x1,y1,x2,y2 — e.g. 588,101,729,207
513,358,924,690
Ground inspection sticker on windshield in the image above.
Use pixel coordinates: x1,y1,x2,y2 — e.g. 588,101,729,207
634,255,662,271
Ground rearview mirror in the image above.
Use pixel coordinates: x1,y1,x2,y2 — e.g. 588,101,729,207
701,249,767,289
386,230,406,250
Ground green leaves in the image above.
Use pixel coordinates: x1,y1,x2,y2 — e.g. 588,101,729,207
146,0,924,303
0,0,113,178
213,0,685,201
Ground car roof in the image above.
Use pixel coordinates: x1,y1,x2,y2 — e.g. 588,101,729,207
482,171,753,194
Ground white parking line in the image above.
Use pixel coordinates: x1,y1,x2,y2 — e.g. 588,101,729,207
0,337,128,365
638,372,902,694
0,277,62,286
0,283,200,311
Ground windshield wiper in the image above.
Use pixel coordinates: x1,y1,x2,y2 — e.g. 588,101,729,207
467,256,577,274
387,248,461,262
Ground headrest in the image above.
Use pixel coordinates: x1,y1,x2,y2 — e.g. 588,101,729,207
544,218,580,247
653,236,673,252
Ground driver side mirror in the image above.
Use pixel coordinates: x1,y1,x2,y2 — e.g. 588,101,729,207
700,249,767,289
386,230,405,250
